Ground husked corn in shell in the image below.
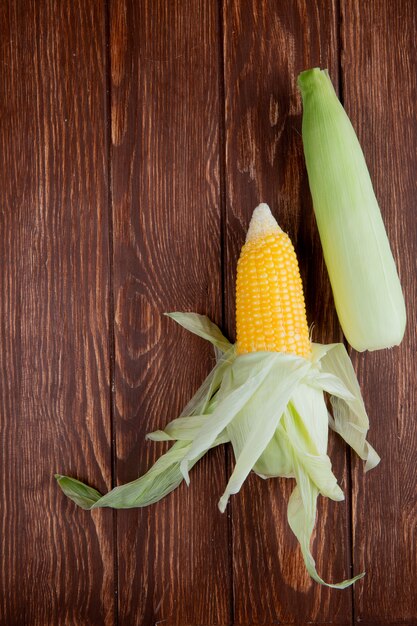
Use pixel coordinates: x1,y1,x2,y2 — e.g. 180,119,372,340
236,204,310,357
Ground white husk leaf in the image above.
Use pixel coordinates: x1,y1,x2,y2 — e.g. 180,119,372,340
180,352,281,483
288,457,365,588
285,387,344,501
56,314,377,588
165,312,232,353
219,353,310,511
318,343,380,470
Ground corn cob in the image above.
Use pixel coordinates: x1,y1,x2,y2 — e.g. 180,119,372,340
298,68,406,351
56,203,379,589
236,204,311,358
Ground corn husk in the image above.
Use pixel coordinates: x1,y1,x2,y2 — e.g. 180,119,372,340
298,68,406,351
56,313,379,587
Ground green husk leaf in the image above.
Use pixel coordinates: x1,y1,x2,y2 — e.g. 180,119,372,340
92,441,194,509
288,457,365,588
56,310,375,589
178,345,236,417
166,312,232,353
179,352,282,483
147,414,223,442
219,353,311,511
56,336,235,511
290,381,329,453
310,372,355,401
56,434,228,510
54,474,103,509
286,386,344,502
253,422,294,478
298,68,406,352
320,343,380,470
311,342,336,363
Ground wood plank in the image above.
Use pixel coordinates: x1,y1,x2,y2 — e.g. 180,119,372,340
0,1,114,624
222,1,355,622
109,1,230,624
341,0,417,623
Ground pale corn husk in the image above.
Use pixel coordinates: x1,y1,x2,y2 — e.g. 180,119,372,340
298,68,406,352
56,313,379,588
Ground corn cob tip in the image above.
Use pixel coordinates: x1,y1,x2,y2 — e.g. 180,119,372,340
237,204,311,358
246,203,282,243
297,68,336,99
297,67,321,88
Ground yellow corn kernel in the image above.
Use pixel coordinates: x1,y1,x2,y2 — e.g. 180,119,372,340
236,204,311,358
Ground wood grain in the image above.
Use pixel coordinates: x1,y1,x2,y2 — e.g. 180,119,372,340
1,0,416,623
0,1,114,624
341,0,417,623
222,1,354,623
109,1,230,624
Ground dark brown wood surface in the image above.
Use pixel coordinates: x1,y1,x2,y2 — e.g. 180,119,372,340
342,1,417,624
109,1,230,624
0,1,114,624
0,1,415,624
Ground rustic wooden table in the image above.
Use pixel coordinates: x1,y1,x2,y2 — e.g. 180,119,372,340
1,1,415,624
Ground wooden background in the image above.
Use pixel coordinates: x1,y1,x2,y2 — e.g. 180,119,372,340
0,0,415,624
